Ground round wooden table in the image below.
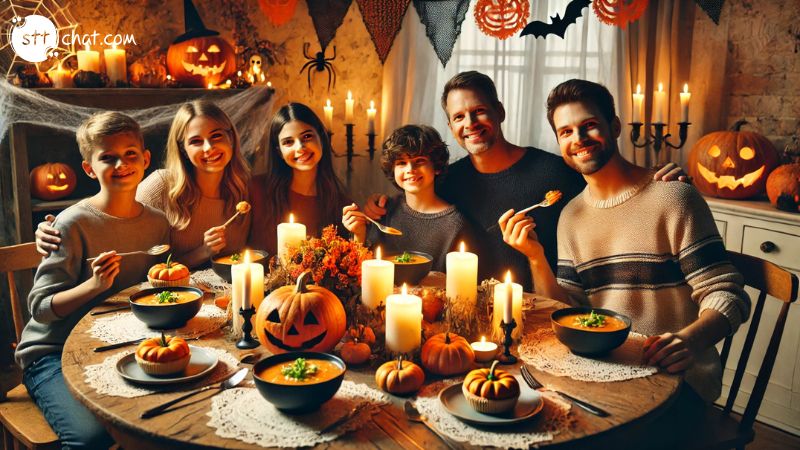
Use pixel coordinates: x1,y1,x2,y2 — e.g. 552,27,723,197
62,283,681,449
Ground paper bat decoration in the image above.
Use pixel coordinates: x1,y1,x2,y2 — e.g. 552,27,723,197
520,0,591,39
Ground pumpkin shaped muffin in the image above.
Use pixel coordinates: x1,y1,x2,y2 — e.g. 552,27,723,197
148,254,190,287
462,360,520,414
135,332,191,376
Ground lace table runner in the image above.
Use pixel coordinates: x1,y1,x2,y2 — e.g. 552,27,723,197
191,269,231,293
83,346,240,398
519,327,658,382
206,381,390,448
88,304,228,343
415,379,572,449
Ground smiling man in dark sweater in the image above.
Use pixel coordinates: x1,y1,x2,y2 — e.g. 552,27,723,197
366,71,685,291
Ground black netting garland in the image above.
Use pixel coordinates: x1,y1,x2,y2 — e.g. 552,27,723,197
695,0,725,24
307,0,353,51
413,0,470,67
356,0,412,64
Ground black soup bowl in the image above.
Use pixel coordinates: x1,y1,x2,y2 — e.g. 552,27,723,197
129,286,204,329
253,352,346,413
551,307,632,356
211,250,268,283
384,251,433,285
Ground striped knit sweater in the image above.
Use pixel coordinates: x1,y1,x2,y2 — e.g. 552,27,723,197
556,178,750,402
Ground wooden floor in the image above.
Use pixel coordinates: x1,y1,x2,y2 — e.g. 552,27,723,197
2,364,798,449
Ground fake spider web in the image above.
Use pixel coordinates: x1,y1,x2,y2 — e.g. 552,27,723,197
1,0,80,78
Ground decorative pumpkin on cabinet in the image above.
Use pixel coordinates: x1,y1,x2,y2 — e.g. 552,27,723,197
766,162,800,212
167,0,236,87
30,163,76,200
256,271,346,353
687,120,780,199
375,356,425,395
420,332,475,376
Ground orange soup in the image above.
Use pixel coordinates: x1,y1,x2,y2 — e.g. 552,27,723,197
556,314,628,332
134,290,200,306
257,359,343,385
213,254,242,265
387,253,430,265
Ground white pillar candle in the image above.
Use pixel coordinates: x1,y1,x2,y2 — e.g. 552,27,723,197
361,246,394,309
49,64,72,88
632,84,644,123
367,100,377,134
277,213,306,264
324,99,334,131
103,45,126,85
385,284,422,353
653,83,666,124
77,45,100,72
492,273,523,340
446,241,478,307
680,83,691,123
232,250,265,332
345,90,354,124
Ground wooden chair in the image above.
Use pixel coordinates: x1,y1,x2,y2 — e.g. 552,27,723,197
0,242,59,450
686,251,799,450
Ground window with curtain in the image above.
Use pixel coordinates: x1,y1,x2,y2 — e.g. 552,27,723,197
384,0,624,161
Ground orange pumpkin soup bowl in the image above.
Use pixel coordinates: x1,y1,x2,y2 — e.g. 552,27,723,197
211,250,268,283
253,352,346,413
129,287,204,329
550,307,631,356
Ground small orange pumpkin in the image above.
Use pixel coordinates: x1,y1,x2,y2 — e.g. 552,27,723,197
148,254,190,281
420,332,475,376
766,162,800,212
421,288,445,322
136,332,190,363
256,271,346,354
30,163,77,201
340,339,371,365
375,356,425,395
343,324,376,347
463,360,519,400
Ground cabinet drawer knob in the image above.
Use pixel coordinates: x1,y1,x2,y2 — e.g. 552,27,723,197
760,241,777,253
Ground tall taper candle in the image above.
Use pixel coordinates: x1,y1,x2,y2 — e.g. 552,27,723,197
324,99,334,131
632,84,644,123
367,100,377,134
345,90,354,124
492,271,523,340
680,83,691,123
654,83,666,124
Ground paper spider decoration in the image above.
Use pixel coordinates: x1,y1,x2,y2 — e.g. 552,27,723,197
299,43,336,91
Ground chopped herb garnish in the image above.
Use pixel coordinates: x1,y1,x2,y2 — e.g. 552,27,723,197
281,358,318,381
395,251,412,263
230,253,241,263
574,310,607,328
156,291,179,304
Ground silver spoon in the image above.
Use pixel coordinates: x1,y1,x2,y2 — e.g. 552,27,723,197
86,244,170,262
403,401,457,449
350,211,403,236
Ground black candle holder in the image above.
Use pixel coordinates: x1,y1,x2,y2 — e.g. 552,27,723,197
629,122,690,167
345,124,355,169
367,132,377,160
497,318,517,365
236,307,259,349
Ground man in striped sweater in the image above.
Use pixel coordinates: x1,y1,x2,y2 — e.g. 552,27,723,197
498,79,750,406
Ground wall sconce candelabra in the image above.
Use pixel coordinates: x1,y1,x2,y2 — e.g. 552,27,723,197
629,121,691,166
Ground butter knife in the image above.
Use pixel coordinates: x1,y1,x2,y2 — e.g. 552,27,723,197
318,405,361,434
93,337,145,352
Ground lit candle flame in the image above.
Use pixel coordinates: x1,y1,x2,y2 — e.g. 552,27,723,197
459,241,466,253
112,44,117,50
326,99,332,108
347,90,353,100
481,336,487,343
683,83,689,93
636,84,641,94
84,44,90,52
505,270,512,285
267,81,272,87
226,79,231,86
166,75,171,81
401,283,408,296
376,246,382,260
244,249,251,264
237,70,242,77
658,82,664,92
207,82,213,89
289,213,295,224
369,100,375,109
260,73,265,82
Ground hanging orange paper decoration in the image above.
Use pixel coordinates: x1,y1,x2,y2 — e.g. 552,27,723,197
593,0,649,29
474,0,530,40
258,0,299,26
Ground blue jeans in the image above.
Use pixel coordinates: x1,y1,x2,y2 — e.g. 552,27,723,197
23,353,114,450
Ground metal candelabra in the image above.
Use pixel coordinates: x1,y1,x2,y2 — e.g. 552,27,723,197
629,121,691,167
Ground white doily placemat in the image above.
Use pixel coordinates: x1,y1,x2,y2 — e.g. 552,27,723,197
83,346,240,398
191,269,231,293
88,304,228,343
415,379,572,449
206,381,389,448
519,327,658,382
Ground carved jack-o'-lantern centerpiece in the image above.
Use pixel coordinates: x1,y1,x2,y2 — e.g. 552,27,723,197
166,0,236,87
688,120,780,199
256,271,346,354
30,163,77,201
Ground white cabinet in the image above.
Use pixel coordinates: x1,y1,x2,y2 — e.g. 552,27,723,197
706,197,800,435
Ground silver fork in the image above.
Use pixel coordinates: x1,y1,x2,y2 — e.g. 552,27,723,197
486,191,563,232
520,365,610,417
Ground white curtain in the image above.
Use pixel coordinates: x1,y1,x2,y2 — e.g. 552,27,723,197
383,1,624,161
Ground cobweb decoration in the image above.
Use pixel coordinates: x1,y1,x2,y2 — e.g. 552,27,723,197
1,0,80,78
0,81,275,159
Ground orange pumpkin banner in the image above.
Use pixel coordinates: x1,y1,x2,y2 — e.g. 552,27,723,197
356,0,412,63
474,0,530,40
258,0,299,26
593,0,649,30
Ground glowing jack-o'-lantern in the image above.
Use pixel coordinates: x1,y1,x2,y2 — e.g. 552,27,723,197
167,36,235,87
255,271,346,354
30,163,77,201
687,120,779,199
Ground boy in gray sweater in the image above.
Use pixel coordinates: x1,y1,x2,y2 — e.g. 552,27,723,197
14,112,170,449
342,125,479,272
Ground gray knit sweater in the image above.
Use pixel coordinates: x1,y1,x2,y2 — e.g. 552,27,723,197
15,200,170,369
366,196,478,272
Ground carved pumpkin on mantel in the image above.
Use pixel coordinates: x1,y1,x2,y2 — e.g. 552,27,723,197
256,271,346,354
30,163,77,201
687,120,780,199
